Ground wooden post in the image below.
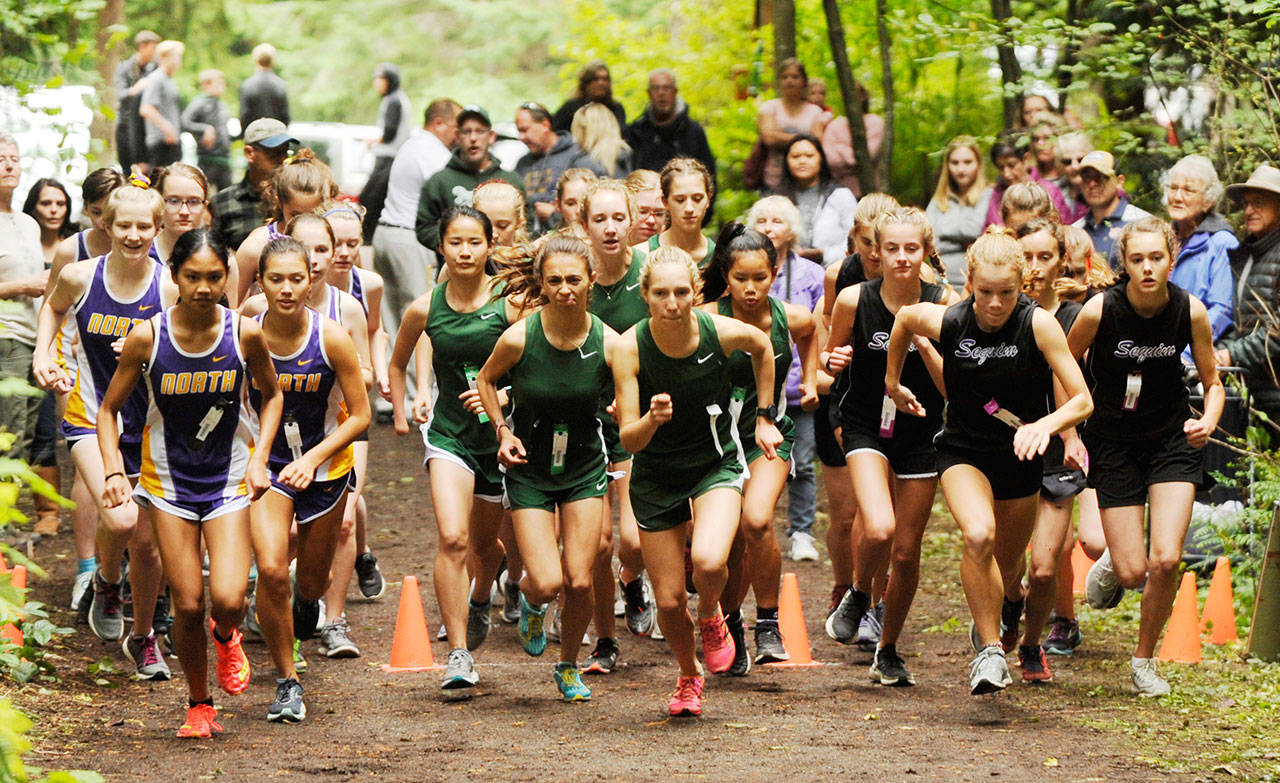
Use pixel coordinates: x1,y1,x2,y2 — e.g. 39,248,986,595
1246,502,1280,661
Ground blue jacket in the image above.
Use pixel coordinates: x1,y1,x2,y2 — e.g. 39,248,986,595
1170,212,1238,342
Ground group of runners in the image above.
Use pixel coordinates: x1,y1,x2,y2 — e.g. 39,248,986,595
30,140,1221,737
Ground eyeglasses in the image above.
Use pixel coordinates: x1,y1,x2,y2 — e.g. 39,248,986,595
1059,156,1086,166
638,207,667,220
519,102,551,122
164,197,205,210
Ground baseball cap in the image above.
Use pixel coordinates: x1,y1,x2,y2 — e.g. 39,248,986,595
1078,150,1116,179
244,118,297,149
457,104,492,128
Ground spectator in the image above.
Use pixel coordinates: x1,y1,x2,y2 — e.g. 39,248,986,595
375,99,460,334
113,30,160,175
1164,154,1236,341
21,178,73,264
983,134,1069,229
1018,94,1054,129
359,63,415,242
1217,165,1280,419
624,168,664,246
623,70,716,190
238,43,290,130
0,135,50,461
776,134,856,267
1053,130,1091,224
138,40,185,170
926,136,993,287
821,83,885,197
210,117,296,251
515,101,601,236
414,105,523,251
551,61,626,133
1000,181,1056,234
1071,150,1152,264
806,77,834,121
1028,113,1065,182
571,102,631,178
746,194,825,560
182,69,232,191
756,58,827,193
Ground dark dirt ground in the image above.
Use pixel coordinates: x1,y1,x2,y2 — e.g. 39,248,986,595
9,421,1207,782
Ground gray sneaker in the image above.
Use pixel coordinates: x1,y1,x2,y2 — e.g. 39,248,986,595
1085,548,1124,610
70,570,93,611
621,577,654,637
1130,658,1171,697
244,588,262,638
825,587,870,644
500,574,521,625
122,633,171,681
856,602,884,651
441,648,479,691
267,677,306,723
89,570,125,641
466,601,492,651
320,618,360,658
969,645,1012,695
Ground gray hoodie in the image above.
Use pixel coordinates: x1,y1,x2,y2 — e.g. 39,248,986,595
515,132,606,235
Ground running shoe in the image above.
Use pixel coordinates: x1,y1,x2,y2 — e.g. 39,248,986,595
292,638,308,673
1043,617,1083,655
546,606,562,644
1001,597,1025,653
292,595,321,641
668,675,705,717
244,588,262,639
88,570,125,641
621,576,654,636
698,610,736,674
267,677,306,723
1018,644,1052,683
754,619,789,665
725,611,751,676
789,531,819,562
1131,658,1171,697
466,600,492,651
153,591,173,639
1085,548,1124,610
650,615,665,642
500,573,521,625
518,594,547,657
122,633,171,681
825,587,870,644
583,637,619,675
354,551,386,600
968,620,984,654
70,570,93,611
320,617,361,658
176,703,222,739
856,602,884,652
870,644,916,686
969,644,1012,695
441,648,478,691
553,662,592,702
436,623,448,642
827,584,850,619
211,620,251,695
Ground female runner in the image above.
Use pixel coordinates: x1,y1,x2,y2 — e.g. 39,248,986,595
1070,217,1223,696
554,169,598,235
389,206,525,693
612,246,781,717
623,169,664,246
21,177,73,264
702,223,817,673
824,207,957,686
643,158,715,268
476,235,615,701
249,235,370,722
884,228,1092,694
33,182,174,679
97,228,282,738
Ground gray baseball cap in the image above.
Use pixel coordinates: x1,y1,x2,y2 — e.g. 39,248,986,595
244,118,297,148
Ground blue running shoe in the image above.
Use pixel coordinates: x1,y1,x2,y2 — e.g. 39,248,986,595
519,594,548,657
553,662,591,702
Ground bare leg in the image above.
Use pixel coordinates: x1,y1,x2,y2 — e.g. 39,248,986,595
877,476,939,647
1136,482,1195,658
641,523,700,677
1024,496,1074,647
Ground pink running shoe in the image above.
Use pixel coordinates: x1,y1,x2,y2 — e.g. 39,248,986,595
699,610,736,674
668,675,705,717
210,618,251,695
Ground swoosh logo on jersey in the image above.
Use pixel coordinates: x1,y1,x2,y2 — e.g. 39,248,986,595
596,477,608,491
697,354,714,364
297,358,313,366
625,282,641,291
211,354,228,363
773,351,787,361
480,312,498,320
138,304,154,312
578,349,598,360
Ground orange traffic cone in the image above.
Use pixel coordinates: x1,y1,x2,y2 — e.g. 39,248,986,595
1158,571,1202,664
380,575,443,672
2,565,27,647
1070,541,1094,595
764,572,823,668
0,552,9,575
1201,556,1238,645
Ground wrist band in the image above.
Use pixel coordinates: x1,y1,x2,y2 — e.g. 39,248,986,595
495,421,511,434
104,472,124,481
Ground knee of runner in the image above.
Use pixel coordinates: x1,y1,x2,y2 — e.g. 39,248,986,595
1144,553,1181,581
653,589,686,614
1026,557,1057,586
255,562,290,594
524,572,563,604
1114,559,1149,589
739,509,775,537
170,591,205,620
437,531,469,559
689,552,724,582
861,514,896,546
294,571,329,602
562,570,593,597
961,525,996,558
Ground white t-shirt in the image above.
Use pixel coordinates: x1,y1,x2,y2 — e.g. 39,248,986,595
380,130,452,228
0,210,44,346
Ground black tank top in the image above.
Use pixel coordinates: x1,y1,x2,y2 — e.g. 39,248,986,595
836,278,946,442
936,294,1051,452
834,253,866,296
1083,283,1192,441
1042,299,1083,466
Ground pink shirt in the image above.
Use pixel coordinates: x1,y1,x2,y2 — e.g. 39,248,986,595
759,98,825,191
821,114,885,196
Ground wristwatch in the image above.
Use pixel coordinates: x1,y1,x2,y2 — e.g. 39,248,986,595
756,405,778,420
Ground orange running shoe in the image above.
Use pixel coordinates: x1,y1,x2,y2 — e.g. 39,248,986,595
698,611,736,674
176,703,223,739
210,618,251,695
668,675,705,717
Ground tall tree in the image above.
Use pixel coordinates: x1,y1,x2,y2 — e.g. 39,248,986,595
875,0,895,190
821,0,876,192
773,0,796,64
93,0,126,161
990,0,1022,129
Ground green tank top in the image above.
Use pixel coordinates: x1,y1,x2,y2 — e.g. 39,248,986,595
505,311,610,485
717,296,791,447
590,248,648,333
647,234,717,270
423,280,509,455
633,308,737,477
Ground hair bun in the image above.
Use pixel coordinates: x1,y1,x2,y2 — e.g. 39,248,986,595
128,172,152,189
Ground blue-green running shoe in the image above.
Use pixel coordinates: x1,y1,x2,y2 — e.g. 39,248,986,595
519,594,548,657
553,662,591,702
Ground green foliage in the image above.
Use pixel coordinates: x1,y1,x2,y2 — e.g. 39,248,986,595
0,0,105,91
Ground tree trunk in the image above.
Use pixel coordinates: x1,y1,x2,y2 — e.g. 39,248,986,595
93,0,125,164
1057,0,1080,111
773,0,796,65
821,0,877,193
990,0,1022,129
875,0,895,192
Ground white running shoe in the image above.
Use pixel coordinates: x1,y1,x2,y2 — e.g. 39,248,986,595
789,532,819,562
1085,548,1124,609
1131,657,1171,697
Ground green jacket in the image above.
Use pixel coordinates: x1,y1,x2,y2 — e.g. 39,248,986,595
414,150,524,250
